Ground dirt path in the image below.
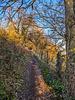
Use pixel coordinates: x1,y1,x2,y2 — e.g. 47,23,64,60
18,54,52,100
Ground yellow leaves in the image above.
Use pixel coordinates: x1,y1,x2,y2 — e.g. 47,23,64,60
38,91,43,95
71,49,73,52
6,24,24,44
0,28,8,39
25,47,29,50
49,87,52,90
46,46,51,50
68,1,70,5
0,25,24,45
70,48,75,52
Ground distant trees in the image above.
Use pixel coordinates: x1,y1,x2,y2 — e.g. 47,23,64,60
28,28,47,52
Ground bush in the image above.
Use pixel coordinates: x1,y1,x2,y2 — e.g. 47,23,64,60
0,37,30,100
34,54,68,99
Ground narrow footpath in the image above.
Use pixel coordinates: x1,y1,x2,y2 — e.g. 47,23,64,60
18,54,52,100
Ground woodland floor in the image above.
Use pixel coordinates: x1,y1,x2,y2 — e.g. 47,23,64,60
17,54,53,100
0,37,56,100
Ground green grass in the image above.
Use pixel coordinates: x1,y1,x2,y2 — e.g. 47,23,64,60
33,54,41,63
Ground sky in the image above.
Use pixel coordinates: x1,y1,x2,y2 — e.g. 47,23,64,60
0,0,66,51
0,0,63,36
0,0,63,37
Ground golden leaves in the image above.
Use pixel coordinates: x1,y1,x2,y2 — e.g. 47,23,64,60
68,1,70,5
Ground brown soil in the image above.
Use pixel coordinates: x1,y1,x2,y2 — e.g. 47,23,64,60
18,54,52,100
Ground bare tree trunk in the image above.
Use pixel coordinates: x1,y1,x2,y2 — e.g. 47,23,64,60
41,50,43,60
47,51,48,64
64,0,75,97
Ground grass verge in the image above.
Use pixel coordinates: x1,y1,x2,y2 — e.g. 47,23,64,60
33,54,69,100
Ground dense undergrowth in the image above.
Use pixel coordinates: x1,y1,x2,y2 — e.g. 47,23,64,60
33,54,72,100
0,37,30,100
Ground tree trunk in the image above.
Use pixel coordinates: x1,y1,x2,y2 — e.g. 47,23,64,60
64,0,75,97
41,50,43,60
47,51,48,64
